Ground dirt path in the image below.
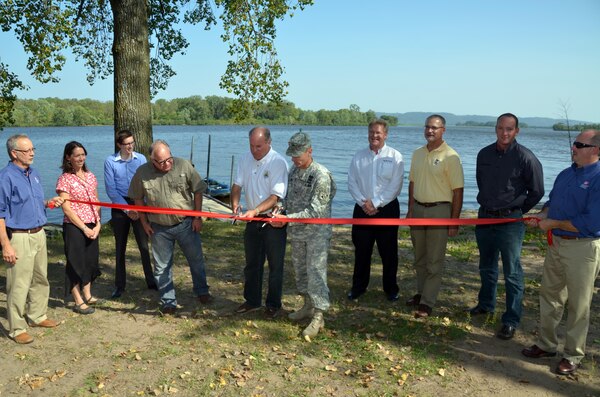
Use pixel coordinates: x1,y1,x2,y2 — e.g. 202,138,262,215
0,224,598,396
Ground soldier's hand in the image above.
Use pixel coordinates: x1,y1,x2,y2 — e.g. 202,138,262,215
270,214,287,228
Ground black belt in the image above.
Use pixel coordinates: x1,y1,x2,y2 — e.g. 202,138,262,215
482,207,520,217
249,214,270,223
11,226,43,234
415,200,450,208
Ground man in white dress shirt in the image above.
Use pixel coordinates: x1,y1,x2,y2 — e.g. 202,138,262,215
231,126,289,318
347,119,404,301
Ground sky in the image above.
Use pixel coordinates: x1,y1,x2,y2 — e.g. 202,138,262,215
2,0,599,122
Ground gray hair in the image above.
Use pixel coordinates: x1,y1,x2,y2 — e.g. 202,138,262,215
6,134,28,160
149,139,170,155
587,129,600,147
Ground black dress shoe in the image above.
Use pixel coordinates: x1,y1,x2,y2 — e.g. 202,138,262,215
111,288,124,299
160,306,177,316
496,324,516,340
521,344,557,359
387,292,399,302
405,294,421,306
467,306,493,316
556,358,578,375
347,290,365,301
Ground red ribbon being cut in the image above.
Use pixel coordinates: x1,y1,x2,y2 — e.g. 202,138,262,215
67,199,534,227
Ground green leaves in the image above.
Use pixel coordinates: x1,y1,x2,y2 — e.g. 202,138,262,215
217,0,313,119
0,62,27,128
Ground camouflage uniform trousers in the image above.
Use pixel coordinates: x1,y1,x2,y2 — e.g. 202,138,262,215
290,236,331,311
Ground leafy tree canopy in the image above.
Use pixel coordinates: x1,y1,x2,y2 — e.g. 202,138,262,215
0,0,313,129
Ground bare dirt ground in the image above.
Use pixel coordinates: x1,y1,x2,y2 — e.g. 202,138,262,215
0,222,599,397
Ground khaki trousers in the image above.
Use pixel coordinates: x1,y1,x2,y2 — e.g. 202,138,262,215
6,230,50,338
538,236,600,364
410,203,451,307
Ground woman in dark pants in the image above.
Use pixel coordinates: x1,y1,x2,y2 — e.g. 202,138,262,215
56,141,101,314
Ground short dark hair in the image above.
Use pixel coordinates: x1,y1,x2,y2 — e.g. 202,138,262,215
61,141,88,174
497,113,519,128
116,129,133,145
426,114,446,127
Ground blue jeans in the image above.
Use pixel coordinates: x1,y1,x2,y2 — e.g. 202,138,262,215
475,209,525,327
243,222,287,309
150,218,209,308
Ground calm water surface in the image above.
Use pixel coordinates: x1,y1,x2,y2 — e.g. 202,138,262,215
3,125,574,224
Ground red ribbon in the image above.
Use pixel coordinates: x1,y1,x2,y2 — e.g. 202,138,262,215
68,199,536,227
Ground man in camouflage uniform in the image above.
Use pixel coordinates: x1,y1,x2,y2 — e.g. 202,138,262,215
272,132,336,338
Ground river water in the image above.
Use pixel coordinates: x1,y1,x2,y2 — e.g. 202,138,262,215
2,125,574,224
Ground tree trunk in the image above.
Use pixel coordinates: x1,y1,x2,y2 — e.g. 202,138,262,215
110,0,152,156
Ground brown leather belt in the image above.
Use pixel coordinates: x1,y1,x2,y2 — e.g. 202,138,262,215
11,226,43,234
557,235,578,240
415,200,450,208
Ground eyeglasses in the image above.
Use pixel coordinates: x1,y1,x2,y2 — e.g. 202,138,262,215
121,141,135,146
152,157,173,166
424,125,444,131
573,141,597,149
13,147,36,154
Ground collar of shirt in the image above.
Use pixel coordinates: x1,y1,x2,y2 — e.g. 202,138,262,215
495,140,518,154
370,143,387,156
113,151,140,162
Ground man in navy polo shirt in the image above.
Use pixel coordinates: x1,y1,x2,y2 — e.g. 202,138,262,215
0,134,63,344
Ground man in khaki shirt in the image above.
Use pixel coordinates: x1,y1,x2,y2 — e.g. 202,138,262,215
406,115,464,318
129,139,211,314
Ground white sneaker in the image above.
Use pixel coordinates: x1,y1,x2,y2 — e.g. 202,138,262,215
288,298,314,321
302,312,324,338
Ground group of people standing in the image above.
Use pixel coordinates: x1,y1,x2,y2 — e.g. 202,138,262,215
1,119,598,377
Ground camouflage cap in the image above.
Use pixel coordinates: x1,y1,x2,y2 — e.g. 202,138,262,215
286,132,311,156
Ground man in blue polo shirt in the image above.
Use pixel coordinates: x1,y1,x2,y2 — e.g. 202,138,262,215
522,129,600,376
0,134,63,344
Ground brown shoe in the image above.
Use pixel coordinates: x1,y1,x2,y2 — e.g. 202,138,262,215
521,344,556,359
30,318,59,328
556,358,578,375
405,294,421,306
414,304,432,318
197,294,214,304
264,307,280,319
235,302,261,314
13,332,34,344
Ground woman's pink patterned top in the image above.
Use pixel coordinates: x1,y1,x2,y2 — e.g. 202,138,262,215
56,172,100,224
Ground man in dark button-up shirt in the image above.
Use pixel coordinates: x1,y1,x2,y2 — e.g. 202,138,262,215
469,113,544,341
0,134,63,344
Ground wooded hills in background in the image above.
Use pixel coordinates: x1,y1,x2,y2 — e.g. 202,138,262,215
5,97,596,128
382,111,595,128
